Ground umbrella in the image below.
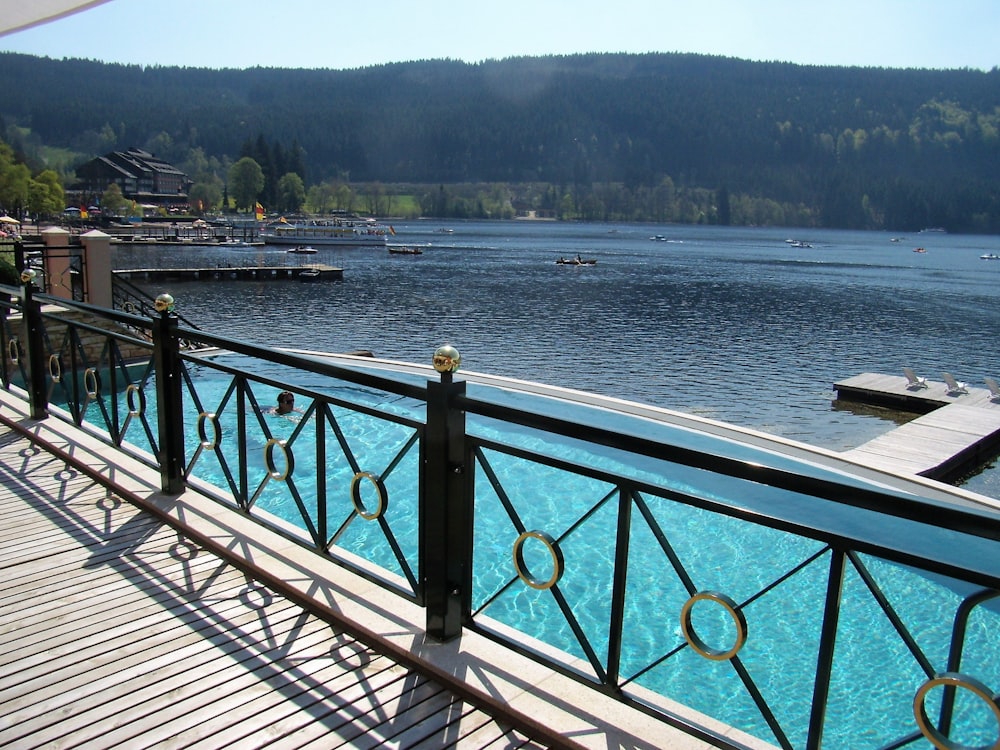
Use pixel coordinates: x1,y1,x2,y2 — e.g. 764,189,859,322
0,215,20,225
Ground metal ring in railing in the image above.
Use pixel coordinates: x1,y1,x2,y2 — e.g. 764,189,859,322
197,412,220,449
8,338,18,364
512,530,564,590
84,367,99,399
48,354,61,383
914,672,1000,750
680,591,748,661
125,383,144,417
122,300,137,314
350,471,388,520
263,438,292,481
185,412,221,475
118,384,145,439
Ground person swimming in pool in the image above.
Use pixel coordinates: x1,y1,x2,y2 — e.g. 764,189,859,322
269,390,303,417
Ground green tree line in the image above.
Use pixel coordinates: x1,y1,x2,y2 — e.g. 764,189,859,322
0,138,64,220
1,52,999,231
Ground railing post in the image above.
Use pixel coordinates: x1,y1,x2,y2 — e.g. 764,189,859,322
20,269,48,420
424,345,470,641
806,548,846,750
151,293,184,494
79,229,112,306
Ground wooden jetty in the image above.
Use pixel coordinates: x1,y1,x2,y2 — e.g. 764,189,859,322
113,264,343,282
834,372,1000,480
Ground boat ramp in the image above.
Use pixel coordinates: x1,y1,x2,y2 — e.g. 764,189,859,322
113,264,343,283
834,372,1000,481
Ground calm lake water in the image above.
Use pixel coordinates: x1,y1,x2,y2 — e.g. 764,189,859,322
113,221,1000,498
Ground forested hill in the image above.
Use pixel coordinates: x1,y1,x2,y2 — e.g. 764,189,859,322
2,51,1000,231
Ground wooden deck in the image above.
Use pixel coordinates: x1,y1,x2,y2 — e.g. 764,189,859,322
0,389,723,750
0,427,545,749
835,372,1000,479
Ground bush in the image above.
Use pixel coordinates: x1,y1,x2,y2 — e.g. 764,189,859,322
0,254,20,285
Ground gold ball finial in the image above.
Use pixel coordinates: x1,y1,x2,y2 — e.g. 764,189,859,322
19,268,36,284
154,293,175,313
432,345,461,374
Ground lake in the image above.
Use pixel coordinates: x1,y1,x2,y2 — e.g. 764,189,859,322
112,220,1000,499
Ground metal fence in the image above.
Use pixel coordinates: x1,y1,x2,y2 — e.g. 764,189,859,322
13,240,86,301
1,281,998,750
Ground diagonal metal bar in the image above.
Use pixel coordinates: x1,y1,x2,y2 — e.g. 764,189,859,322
730,655,794,750
632,490,699,596
375,513,419,593
847,550,936,678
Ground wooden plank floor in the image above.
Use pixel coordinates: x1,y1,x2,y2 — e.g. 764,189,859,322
0,428,546,750
835,372,1000,479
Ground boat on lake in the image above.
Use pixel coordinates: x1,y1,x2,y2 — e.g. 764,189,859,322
981,253,1000,260
389,246,423,255
298,267,322,281
556,256,597,266
261,216,390,247
286,245,317,254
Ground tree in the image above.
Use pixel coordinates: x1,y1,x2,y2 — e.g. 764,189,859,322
276,172,305,213
227,157,265,212
715,186,731,226
305,183,333,214
28,169,63,217
0,161,31,216
188,181,222,214
101,183,127,216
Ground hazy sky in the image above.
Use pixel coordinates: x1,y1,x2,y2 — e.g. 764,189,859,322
1,0,998,72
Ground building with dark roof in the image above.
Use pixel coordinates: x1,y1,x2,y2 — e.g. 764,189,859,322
74,147,191,206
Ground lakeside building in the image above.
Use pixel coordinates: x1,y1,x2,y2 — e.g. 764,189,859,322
72,147,191,209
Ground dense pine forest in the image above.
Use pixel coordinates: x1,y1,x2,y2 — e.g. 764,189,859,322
1,51,999,231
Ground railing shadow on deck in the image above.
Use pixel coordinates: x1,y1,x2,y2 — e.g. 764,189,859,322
1,280,999,750
0,442,424,747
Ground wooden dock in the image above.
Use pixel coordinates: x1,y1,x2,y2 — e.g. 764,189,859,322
113,265,344,283
834,372,1000,480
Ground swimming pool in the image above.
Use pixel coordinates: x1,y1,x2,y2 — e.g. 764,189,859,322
86,351,1000,749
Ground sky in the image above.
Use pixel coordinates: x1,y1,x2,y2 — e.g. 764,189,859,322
0,0,999,72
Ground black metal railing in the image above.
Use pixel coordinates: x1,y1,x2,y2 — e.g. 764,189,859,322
1,280,998,750
14,240,86,301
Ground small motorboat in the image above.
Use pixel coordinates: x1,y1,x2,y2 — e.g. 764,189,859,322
981,253,1000,260
298,268,322,281
913,247,927,253
555,256,597,266
287,245,317,254
389,246,423,255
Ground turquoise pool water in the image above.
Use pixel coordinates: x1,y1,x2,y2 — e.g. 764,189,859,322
89,355,1000,750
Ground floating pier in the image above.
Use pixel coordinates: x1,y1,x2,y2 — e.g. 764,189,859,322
834,372,1000,480
113,265,343,282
